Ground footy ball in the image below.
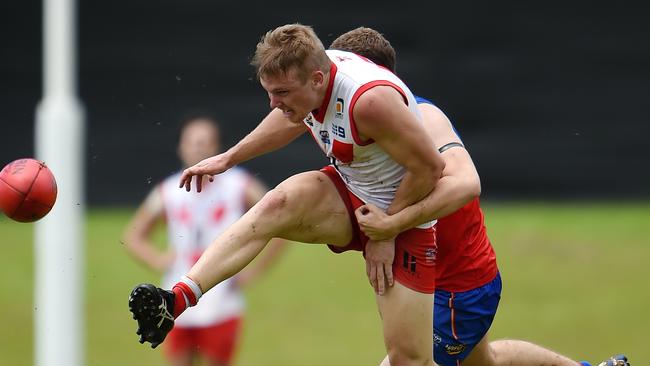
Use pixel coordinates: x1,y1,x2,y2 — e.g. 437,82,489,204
0,158,58,222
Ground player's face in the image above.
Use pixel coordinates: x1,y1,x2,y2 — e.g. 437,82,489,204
178,120,220,167
260,67,324,124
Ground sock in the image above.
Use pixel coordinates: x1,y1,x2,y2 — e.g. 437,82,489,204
171,276,203,318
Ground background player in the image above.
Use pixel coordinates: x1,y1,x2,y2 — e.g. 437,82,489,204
124,112,287,366
330,27,629,366
130,23,446,366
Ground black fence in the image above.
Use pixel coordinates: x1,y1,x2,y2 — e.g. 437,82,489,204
2,1,649,205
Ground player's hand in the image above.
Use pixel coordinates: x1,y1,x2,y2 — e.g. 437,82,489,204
355,203,399,241
179,154,232,192
364,238,395,295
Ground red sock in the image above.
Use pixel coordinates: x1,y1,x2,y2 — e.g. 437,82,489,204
171,282,198,318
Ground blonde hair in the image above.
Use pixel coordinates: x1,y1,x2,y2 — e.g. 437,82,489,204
251,24,331,82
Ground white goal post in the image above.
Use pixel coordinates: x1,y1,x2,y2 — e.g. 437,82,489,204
35,0,85,365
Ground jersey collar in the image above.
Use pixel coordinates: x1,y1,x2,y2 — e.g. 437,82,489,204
311,62,337,123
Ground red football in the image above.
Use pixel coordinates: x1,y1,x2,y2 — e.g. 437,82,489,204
0,158,58,222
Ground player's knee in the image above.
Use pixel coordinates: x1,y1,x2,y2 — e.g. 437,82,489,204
386,346,431,366
257,188,291,215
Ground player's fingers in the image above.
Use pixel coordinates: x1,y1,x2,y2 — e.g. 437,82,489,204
377,264,385,295
184,175,192,192
385,263,394,287
179,170,188,189
196,175,203,193
369,263,378,293
208,175,214,182
354,206,366,222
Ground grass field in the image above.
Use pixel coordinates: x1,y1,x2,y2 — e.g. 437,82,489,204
1,202,648,365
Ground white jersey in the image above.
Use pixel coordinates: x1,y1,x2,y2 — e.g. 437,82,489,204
305,50,431,226
150,167,252,327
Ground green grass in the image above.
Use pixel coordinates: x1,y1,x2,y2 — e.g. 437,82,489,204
1,202,648,365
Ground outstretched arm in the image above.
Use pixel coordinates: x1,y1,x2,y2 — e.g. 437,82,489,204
179,108,307,192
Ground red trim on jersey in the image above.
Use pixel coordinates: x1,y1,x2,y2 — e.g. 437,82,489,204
332,139,353,163
348,80,409,146
312,62,338,123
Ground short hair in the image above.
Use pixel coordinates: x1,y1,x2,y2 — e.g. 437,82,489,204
251,23,331,82
177,109,221,143
330,27,397,73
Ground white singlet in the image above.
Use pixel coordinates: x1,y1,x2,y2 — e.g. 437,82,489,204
304,50,433,227
146,167,252,327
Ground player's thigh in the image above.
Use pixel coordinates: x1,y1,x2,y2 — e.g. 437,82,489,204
260,170,353,245
376,281,434,363
459,335,495,366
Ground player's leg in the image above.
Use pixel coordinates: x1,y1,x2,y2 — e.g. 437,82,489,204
377,281,435,366
130,170,354,346
467,338,581,366
376,227,439,366
186,170,353,291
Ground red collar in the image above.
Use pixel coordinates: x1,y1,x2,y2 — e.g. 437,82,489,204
311,62,337,122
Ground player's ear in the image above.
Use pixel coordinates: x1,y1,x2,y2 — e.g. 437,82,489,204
311,70,324,87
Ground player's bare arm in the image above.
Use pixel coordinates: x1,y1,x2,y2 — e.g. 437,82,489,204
353,85,445,216
123,188,175,273
357,103,481,240
179,108,307,192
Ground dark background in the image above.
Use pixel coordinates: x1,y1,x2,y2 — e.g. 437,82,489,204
2,1,649,205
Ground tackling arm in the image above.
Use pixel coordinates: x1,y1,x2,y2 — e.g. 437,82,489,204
357,103,481,240
353,86,445,216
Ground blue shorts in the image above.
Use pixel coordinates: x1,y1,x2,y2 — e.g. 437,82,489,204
433,272,502,366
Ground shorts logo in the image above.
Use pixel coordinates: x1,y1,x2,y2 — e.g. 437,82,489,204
319,131,330,145
425,247,437,264
335,98,344,118
433,333,442,345
445,343,466,355
402,251,417,273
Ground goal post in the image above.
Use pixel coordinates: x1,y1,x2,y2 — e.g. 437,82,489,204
34,0,85,365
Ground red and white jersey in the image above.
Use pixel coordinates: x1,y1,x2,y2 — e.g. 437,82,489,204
149,167,252,327
304,50,428,218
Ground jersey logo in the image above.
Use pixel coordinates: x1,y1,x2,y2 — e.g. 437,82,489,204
335,98,344,119
425,247,437,264
331,124,346,138
336,55,352,62
319,130,330,145
304,114,314,126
